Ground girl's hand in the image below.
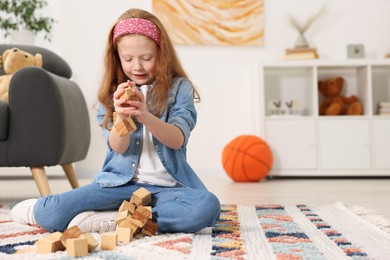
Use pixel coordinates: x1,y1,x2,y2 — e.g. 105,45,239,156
128,87,148,123
113,80,135,120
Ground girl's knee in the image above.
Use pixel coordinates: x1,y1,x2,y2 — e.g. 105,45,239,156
34,198,68,232
190,190,221,227
203,192,221,223
186,191,220,232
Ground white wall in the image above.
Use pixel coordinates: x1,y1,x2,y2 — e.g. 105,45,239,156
2,0,390,178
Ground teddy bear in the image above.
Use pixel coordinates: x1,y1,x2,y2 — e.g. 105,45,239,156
318,76,363,116
0,48,43,102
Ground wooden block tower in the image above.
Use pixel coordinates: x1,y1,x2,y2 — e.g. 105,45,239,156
114,87,139,136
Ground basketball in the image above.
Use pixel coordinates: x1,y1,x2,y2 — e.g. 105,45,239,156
222,135,273,182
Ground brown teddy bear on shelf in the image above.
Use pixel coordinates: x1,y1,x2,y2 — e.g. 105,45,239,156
0,48,43,102
318,76,363,115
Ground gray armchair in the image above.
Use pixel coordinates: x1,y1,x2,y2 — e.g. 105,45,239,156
0,44,90,196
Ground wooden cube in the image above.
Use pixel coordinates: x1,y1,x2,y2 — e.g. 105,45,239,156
119,91,128,101
113,112,118,122
114,120,127,136
60,226,82,247
117,226,134,242
124,87,135,99
80,233,98,252
144,206,153,219
116,210,129,225
118,216,139,234
142,220,159,236
36,232,65,253
119,87,140,106
131,187,152,206
119,200,136,214
114,117,137,137
101,232,117,250
136,205,152,218
124,117,137,131
129,194,136,204
128,205,152,228
66,238,88,257
129,217,144,228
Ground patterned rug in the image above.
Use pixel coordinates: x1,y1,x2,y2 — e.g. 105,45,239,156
1,202,390,259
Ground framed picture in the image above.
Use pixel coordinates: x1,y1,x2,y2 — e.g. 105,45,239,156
152,0,264,46
347,44,365,59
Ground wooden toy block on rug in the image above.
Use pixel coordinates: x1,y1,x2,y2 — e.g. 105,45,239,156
60,225,82,247
118,200,136,214
101,232,117,250
131,187,152,206
142,219,159,236
66,237,88,257
36,225,97,257
117,226,134,242
80,233,98,252
36,231,65,253
131,205,152,228
117,187,158,239
113,86,139,136
36,187,158,256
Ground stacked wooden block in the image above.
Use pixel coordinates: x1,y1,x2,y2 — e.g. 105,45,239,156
35,187,158,256
116,187,158,242
114,87,139,136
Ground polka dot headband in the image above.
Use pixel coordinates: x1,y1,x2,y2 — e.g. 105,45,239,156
113,18,161,45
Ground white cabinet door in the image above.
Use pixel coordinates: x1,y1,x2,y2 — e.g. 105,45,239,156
373,119,390,169
319,119,370,169
265,119,316,170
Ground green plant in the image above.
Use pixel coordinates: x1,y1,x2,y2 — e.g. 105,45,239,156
0,0,55,41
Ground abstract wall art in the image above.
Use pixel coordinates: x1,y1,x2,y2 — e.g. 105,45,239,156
152,0,264,46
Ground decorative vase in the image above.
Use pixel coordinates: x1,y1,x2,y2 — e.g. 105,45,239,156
294,33,309,49
9,29,35,45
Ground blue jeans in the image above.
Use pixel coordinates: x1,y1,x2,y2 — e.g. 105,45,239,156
33,181,221,233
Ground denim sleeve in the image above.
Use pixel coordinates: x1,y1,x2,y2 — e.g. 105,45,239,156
96,102,112,146
167,79,197,147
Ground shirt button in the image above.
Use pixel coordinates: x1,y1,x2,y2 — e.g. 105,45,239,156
155,145,158,149
132,163,136,167
136,141,140,145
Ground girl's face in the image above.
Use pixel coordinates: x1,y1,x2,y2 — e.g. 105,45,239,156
117,34,158,86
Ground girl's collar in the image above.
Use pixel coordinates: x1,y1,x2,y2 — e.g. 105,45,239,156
134,81,155,90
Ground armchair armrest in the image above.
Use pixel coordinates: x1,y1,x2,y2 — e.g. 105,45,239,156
6,67,90,166
0,101,8,140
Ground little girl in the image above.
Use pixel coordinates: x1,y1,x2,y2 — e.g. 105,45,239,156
11,8,220,234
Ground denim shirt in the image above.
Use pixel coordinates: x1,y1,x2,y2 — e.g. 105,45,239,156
94,77,207,190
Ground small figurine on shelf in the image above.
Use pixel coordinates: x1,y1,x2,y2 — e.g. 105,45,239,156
268,99,301,116
268,99,283,115
285,100,301,115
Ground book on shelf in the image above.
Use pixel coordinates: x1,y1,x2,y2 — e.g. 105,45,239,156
377,101,390,115
284,47,318,60
377,101,390,108
285,47,317,53
378,112,390,116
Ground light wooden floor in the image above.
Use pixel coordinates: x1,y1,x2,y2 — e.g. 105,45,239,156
1,170,389,219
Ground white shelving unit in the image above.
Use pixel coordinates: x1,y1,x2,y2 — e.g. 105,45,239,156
256,59,390,176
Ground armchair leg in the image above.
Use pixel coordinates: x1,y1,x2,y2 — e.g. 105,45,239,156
62,163,80,189
30,167,51,196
